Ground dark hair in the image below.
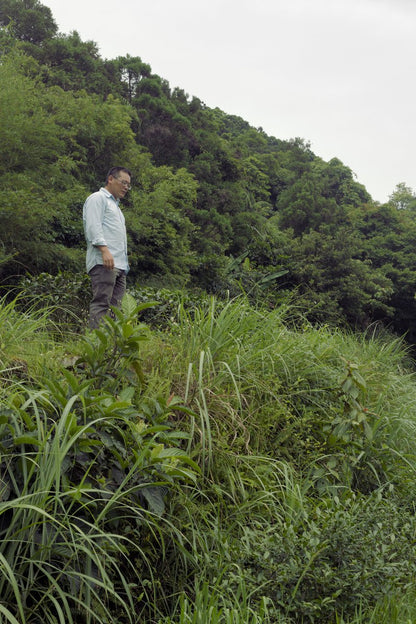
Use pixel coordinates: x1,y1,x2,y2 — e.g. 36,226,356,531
105,166,132,184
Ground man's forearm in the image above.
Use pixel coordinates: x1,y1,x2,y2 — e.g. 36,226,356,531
96,245,114,269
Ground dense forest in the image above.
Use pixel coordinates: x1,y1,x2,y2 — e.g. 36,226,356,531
3,2,416,624
1,0,416,342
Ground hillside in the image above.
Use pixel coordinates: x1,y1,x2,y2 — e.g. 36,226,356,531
2,0,416,344
0,0,416,343
1,292,416,622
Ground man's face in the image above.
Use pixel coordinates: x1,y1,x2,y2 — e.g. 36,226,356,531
107,172,131,200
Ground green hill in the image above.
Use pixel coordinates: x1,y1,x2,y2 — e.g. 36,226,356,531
2,0,416,343
2,9,416,618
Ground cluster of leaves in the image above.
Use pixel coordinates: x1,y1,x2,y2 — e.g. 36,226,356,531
151,295,416,622
2,288,416,622
14,273,210,333
17,271,91,330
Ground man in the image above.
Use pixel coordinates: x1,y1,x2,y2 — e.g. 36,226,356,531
83,166,132,328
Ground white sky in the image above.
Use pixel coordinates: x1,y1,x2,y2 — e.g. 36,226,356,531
42,0,416,204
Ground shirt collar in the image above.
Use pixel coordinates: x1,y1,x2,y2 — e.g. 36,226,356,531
100,187,120,204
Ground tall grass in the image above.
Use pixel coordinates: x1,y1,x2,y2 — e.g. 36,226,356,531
164,295,416,474
0,385,187,623
0,296,198,623
148,294,416,622
0,294,62,380
2,291,416,622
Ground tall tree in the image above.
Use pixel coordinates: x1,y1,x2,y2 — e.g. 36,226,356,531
388,182,416,211
0,0,57,44
37,31,114,94
350,202,416,342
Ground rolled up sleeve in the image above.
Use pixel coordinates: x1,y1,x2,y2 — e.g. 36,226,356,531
84,195,107,247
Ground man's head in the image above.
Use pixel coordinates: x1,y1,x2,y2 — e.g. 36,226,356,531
105,166,132,200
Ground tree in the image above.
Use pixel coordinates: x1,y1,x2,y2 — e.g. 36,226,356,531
37,31,116,94
0,51,150,279
350,201,416,342
277,157,370,236
279,226,393,327
126,167,198,284
109,54,152,102
388,182,416,211
0,0,57,44
0,53,66,174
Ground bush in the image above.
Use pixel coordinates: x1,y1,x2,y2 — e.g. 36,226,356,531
17,271,91,329
127,284,208,330
208,491,416,623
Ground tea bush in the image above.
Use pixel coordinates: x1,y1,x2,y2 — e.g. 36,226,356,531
199,491,416,623
18,271,91,329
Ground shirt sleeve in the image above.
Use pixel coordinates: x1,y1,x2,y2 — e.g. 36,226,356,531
83,194,107,247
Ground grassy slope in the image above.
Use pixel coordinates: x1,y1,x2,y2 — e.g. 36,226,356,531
1,293,416,623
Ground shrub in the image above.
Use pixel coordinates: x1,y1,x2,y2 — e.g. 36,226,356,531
17,271,91,330
205,491,416,623
127,284,208,330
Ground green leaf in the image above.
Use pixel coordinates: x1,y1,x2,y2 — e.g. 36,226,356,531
140,485,166,515
13,435,41,446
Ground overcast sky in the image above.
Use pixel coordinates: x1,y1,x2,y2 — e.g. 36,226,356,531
42,0,415,204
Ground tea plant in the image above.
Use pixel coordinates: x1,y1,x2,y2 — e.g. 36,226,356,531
312,359,394,493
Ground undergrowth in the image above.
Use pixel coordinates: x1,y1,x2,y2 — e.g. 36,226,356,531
1,289,416,622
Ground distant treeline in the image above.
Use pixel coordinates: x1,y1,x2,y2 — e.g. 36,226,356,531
1,0,416,341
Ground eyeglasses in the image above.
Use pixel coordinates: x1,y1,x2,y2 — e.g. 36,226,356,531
115,177,132,190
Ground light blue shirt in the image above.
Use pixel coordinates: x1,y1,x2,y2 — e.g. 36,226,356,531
83,187,129,273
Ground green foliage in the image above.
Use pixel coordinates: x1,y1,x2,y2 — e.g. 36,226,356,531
277,157,370,236
388,182,416,211
0,0,57,44
0,64,60,171
74,294,154,392
38,31,114,94
155,297,416,623
0,292,58,380
213,492,416,623
110,54,152,103
2,5,416,342
2,0,416,348
2,290,416,621
0,295,198,623
350,201,416,343
0,51,145,279
269,225,389,327
127,284,208,330
127,166,198,283
3,4,416,620
158,578,274,623
312,359,394,494
17,271,91,329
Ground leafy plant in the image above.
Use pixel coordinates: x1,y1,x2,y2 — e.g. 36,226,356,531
17,272,91,330
311,359,394,494
0,295,199,623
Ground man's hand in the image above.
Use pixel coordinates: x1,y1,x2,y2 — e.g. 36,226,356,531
98,246,114,269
